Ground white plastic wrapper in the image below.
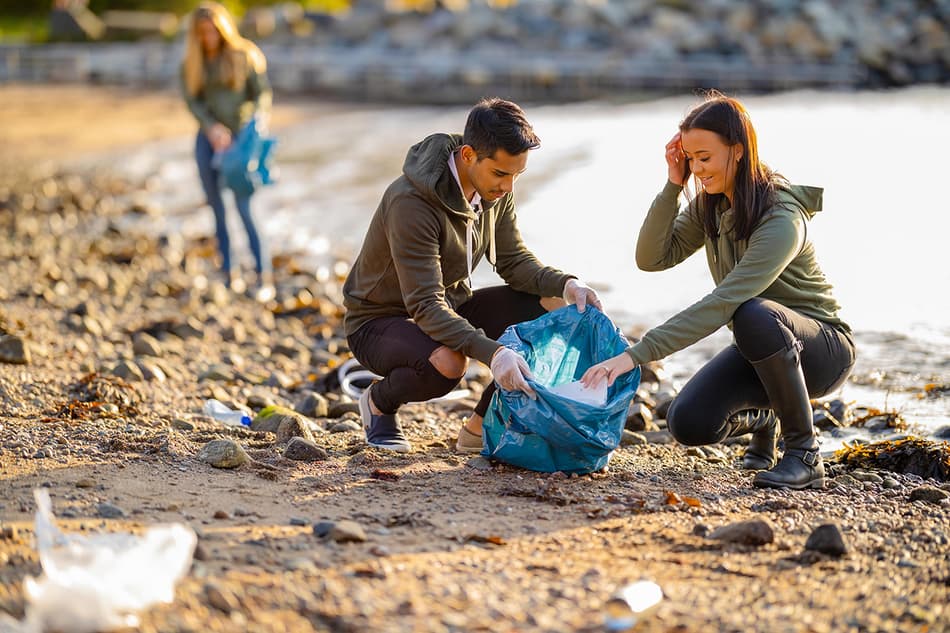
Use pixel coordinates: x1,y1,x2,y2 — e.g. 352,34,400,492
0,489,196,633
548,379,608,407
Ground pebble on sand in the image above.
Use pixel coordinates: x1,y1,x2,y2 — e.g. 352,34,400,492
804,523,848,557
0,334,31,364
909,486,949,504
283,436,328,461
198,439,250,469
708,519,775,546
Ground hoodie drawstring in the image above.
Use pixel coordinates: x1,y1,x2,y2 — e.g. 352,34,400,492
465,205,495,289
465,217,474,289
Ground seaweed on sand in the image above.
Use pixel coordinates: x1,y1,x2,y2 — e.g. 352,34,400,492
833,437,950,481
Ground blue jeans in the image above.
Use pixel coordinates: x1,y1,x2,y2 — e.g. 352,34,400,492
195,131,269,277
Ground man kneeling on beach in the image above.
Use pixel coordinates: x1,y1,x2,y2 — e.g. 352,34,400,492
342,98,601,453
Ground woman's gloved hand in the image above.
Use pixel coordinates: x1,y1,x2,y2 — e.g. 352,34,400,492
490,347,537,399
563,278,603,313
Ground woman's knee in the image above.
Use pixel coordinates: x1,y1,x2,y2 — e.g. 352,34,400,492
428,346,468,379
732,299,795,360
666,398,724,446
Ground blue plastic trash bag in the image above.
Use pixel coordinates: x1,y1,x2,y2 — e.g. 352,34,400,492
218,117,277,198
482,305,641,474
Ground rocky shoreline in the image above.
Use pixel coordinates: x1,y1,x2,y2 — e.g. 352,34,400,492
0,164,949,631
5,0,948,103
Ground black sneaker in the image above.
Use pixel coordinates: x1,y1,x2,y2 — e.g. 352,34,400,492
359,388,411,453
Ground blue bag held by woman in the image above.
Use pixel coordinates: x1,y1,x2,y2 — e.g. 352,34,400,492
482,306,641,474
218,117,277,198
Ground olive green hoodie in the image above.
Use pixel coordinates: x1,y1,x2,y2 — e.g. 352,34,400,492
343,133,573,365
627,180,849,365
181,55,271,135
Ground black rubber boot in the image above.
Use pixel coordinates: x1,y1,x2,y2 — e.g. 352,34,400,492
731,410,778,470
751,343,825,490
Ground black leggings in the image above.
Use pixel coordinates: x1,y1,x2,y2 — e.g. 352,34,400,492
347,286,548,416
667,298,856,445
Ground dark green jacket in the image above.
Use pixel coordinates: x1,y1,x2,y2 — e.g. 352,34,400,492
181,54,271,134
343,133,573,365
627,180,849,365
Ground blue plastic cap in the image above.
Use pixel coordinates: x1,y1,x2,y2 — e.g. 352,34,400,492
240,415,252,427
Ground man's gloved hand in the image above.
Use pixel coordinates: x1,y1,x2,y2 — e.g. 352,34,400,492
490,347,537,399
563,278,603,313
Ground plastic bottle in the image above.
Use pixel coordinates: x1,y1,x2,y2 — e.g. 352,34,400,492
203,399,251,427
603,580,663,631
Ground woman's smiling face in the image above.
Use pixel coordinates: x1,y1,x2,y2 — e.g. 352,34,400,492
680,128,743,202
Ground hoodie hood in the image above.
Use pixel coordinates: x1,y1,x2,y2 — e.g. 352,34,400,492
402,133,482,222
775,183,823,220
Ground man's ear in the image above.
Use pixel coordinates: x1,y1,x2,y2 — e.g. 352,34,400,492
459,144,477,164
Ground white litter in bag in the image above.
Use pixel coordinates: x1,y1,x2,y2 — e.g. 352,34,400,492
548,379,608,406
0,489,196,633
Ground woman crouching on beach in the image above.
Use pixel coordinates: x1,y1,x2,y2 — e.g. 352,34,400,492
582,92,855,490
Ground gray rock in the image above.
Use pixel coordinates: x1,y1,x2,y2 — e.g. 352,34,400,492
620,430,647,446
96,502,126,519
0,335,31,364
328,400,360,418
289,517,309,526
641,430,675,445
112,360,144,382
804,523,848,557
204,583,237,614
283,437,328,461
653,394,674,420
137,360,166,383
708,520,774,546
276,414,316,445
625,402,656,432
295,391,330,418
834,474,859,487
246,390,276,410
198,439,249,469
328,419,362,433
132,332,162,357
313,521,334,537
171,318,204,340
852,470,884,484
328,520,366,543
266,371,296,390
909,486,949,504
171,418,194,431
466,455,493,471
198,364,235,382
221,322,247,343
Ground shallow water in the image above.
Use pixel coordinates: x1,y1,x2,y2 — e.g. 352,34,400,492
124,87,950,444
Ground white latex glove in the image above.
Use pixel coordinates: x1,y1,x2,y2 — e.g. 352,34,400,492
490,347,537,399
563,278,603,314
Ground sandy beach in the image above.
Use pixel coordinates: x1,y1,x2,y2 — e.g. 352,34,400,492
0,84,948,633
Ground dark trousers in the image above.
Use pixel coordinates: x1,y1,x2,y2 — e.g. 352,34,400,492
667,298,856,445
347,286,548,416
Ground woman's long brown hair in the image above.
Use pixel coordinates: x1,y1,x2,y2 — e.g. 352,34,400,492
182,1,266,96
680,92,781,241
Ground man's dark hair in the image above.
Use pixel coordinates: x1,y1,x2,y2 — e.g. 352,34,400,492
463,98,541,160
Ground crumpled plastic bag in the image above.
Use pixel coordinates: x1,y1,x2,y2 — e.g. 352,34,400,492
482,305,641,474
0,489,196,633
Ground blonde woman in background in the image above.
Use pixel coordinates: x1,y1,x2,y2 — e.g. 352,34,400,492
182,1,273,299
